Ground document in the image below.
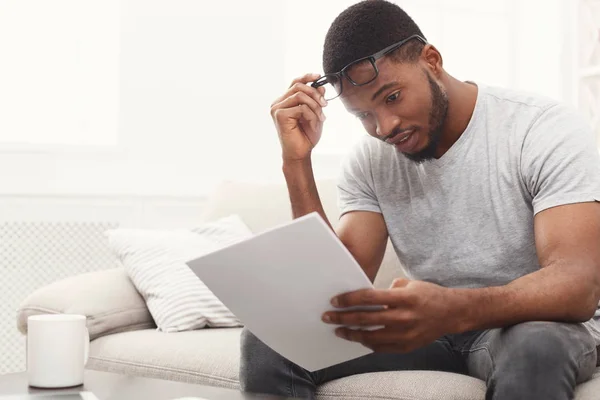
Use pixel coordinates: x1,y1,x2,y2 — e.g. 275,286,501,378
186,212,376,371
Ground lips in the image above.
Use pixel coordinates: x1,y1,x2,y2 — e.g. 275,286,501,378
386,129,419,153
385,129,414,145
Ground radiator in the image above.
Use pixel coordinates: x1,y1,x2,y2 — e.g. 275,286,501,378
0,221,119,374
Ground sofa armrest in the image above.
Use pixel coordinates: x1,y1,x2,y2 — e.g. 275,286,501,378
17,267,155,340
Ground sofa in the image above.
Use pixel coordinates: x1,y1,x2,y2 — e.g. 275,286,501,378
17,180,600,399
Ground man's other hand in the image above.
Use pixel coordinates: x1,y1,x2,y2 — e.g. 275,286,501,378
322,278,460,353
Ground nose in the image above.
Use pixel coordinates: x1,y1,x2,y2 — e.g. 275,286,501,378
375,111,401,139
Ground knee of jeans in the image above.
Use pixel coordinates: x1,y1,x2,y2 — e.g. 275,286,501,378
498,322,594,369
240,327,261,356
239,328,261,388
239,328,283,391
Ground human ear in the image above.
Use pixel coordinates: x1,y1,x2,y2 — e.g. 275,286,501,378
421,44,443,78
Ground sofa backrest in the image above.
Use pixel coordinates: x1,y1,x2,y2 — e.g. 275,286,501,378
201,180,405,288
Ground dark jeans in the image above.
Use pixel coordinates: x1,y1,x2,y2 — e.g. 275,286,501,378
240,322,598,400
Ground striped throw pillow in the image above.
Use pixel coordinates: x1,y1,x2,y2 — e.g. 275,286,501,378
105,215,251,332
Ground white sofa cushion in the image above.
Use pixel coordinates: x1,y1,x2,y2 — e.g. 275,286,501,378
106,215,251,332
88,328,242,389
87,327,600,400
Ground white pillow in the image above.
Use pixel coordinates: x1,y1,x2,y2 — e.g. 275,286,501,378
105,215,252,332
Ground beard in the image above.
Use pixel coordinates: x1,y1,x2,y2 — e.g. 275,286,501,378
402,70,449,164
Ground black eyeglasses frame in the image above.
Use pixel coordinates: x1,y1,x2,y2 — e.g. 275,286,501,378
311,34,427,100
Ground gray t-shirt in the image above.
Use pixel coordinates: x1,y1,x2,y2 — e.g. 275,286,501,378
337,84,600,342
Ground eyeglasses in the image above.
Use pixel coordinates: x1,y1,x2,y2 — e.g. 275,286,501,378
311,34,427,101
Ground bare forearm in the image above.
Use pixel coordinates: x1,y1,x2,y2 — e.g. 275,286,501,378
451,263,600,333
282,158,333,230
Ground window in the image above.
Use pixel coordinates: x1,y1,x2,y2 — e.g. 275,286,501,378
0,0,120,148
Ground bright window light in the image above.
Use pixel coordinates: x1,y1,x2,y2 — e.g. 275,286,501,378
0,0,120,147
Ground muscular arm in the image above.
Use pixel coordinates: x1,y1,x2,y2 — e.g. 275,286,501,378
283,159,388,282
454,202,600,332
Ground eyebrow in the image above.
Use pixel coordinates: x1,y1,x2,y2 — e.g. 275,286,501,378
371,81,401,101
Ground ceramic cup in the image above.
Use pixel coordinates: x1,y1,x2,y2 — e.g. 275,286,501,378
27,314,89,388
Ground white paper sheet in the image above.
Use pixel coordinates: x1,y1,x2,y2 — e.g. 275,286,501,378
186,212,375,371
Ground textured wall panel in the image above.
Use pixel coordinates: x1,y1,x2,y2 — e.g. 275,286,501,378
0,221,119,374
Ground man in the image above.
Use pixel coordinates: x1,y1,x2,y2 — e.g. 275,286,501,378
240,1,600,399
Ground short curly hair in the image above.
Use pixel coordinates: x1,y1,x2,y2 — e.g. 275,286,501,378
323,0,426,74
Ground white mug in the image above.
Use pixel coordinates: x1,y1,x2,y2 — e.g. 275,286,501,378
27,314,89,388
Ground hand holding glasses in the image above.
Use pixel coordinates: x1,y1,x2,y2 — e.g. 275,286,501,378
270,73,328,162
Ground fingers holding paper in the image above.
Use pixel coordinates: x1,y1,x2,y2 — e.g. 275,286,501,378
322,278,461,353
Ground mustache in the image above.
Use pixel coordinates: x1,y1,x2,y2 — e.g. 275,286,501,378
381,126,415,142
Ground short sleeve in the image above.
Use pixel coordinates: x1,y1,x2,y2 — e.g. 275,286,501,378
520,104,600,215
337,138,381,217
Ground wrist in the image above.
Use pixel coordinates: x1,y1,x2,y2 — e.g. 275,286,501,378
446,285,520,333
282,156,312,173
445,288,477,334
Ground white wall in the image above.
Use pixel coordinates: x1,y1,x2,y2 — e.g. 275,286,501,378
0,0,120,147
0,0,577,198
0,0,287,198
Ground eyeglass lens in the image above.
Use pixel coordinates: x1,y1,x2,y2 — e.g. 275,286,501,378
319,75,342,101
319,58,378,100
344,58,378,85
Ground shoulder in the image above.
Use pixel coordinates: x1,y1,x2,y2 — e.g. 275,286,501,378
481,85,559,120
480,85,589,141
339,134,401,186
342,135,388,169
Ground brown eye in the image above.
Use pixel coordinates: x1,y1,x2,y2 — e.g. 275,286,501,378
386,92,400,103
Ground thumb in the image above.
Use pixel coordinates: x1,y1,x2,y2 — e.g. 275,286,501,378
390,277,411,289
